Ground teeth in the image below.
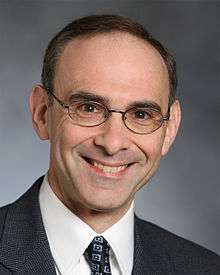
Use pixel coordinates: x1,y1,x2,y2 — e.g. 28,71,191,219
92,160,127,173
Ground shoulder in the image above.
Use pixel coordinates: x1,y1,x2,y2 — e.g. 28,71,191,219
134,216,220,274
0,176,49,272
0,176,45,241
0,176,44,228
135,216,219,256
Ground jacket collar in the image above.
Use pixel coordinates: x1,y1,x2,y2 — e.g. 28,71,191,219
0,176,56,274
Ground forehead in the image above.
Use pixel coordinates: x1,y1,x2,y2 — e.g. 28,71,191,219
54,32,169,108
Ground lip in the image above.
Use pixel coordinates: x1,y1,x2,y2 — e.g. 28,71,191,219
82,156,133,178
83,156,130,167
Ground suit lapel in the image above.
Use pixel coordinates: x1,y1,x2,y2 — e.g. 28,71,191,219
132,216,147,275
0,177,56,274
132,216,167,274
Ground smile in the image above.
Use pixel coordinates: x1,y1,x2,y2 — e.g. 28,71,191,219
92,160,128,173
83,157,129,175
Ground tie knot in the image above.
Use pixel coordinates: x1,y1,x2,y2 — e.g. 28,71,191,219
85,236,112,274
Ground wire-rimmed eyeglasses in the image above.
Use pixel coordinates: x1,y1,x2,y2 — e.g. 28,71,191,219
46,89,170,135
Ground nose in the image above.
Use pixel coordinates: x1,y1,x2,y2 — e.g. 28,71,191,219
93,114,131,155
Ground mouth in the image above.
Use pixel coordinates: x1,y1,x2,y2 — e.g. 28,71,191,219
82,157,131,176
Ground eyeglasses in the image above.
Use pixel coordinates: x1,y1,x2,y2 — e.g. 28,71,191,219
47,90,170,135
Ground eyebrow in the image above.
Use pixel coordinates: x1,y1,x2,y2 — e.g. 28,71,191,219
128,101,162,112
68,90,162,111
68,91,110,105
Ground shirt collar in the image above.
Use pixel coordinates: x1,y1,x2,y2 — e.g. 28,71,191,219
39,175,134,274
102,201,134,275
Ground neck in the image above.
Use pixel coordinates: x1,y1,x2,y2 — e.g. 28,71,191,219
69,204,132,233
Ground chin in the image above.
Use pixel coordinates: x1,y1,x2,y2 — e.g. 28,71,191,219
83,193,133,214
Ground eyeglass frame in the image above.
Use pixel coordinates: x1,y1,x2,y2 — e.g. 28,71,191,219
45,89,170,135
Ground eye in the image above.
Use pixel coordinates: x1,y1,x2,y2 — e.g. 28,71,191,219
73,101,105,118
133,109,152,120
80,103,98,113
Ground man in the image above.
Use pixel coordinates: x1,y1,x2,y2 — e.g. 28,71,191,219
0,14,219,275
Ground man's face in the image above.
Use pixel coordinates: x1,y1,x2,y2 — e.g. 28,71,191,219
32,33,180,217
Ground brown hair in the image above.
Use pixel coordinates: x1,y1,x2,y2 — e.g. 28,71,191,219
41,14,177,106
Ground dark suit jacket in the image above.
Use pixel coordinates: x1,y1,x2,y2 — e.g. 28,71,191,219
0,177,219,274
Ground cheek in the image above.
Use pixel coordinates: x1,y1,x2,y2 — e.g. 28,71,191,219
137,131,166,162
49,116,87,149
49,124,89,181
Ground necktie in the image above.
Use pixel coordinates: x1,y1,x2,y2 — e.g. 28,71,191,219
84,235,112,275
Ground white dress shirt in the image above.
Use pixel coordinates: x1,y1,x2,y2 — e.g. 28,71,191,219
39,175,134,275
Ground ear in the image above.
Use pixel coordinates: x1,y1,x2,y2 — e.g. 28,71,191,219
29,85,49,140
162,100,181,156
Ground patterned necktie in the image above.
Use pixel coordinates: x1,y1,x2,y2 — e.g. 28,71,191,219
84,235,112,275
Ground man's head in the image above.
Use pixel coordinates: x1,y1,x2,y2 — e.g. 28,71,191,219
30,15,181,222
41,14,177,107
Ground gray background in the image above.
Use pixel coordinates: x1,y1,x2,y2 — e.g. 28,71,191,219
0,1,219,254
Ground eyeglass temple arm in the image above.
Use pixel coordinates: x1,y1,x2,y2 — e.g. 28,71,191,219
46,89,69,109
163,106,171,121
